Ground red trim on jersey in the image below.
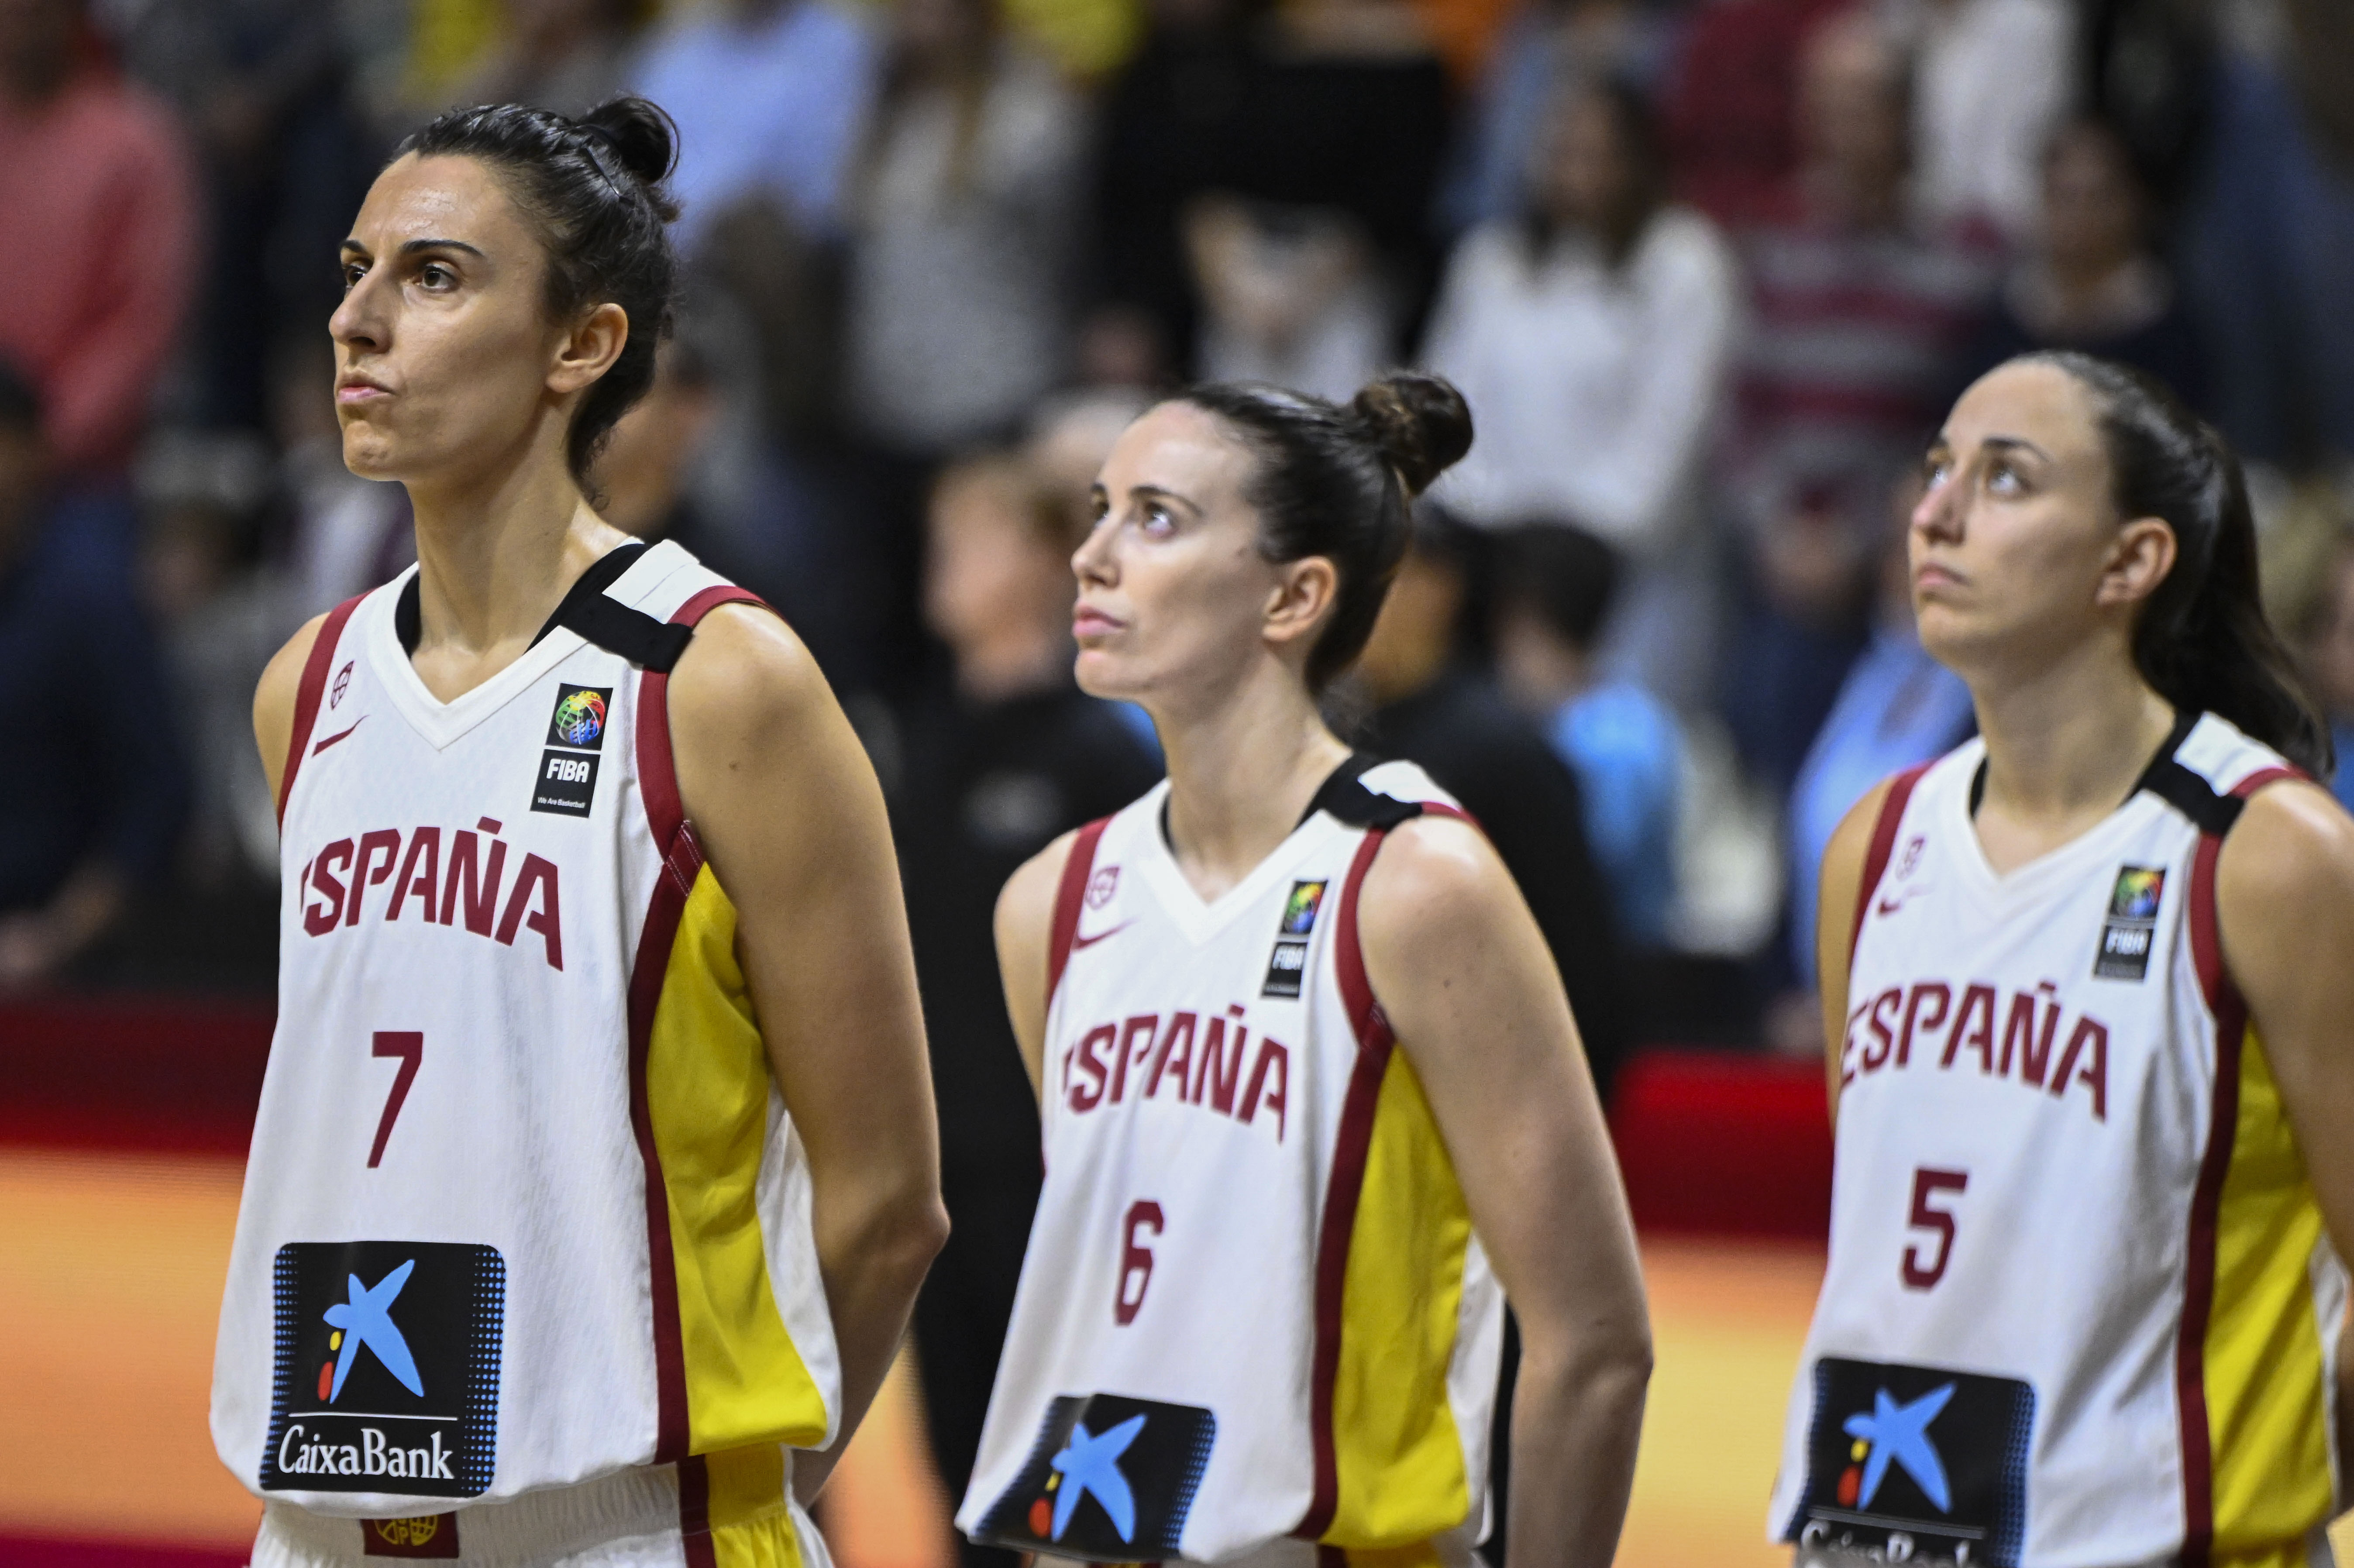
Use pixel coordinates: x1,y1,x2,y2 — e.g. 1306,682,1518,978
1848,764,1931,967
1295,824,1397,1542
1046,817,1112,1011
2173,764,2300,1556
626,583,769,1466
676,1453,717,1568
276,593,365,825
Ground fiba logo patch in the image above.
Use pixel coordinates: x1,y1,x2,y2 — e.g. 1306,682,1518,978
546,684,610,750
260,1241,504,1498
2093,865,2164,981
974,1393,1214,1561
1262,879,1327,998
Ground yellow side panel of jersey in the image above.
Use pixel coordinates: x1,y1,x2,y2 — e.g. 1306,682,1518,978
1328,1047,1475,1548
649,865,830,1454
706,1442,803,1568
2206,1026,2335,1551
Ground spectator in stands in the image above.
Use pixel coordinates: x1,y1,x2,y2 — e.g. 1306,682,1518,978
1492,523,1683,951
1091,0,1449,381
889,452,1160,1568
1422,73,1736,704
1969,116,2206,410
0,0,197,478
1659,0,1847,228
1783,472,1971,990
845,0,1084,458
1353,511,1628,1094
1722,8,1994,792
1885,0,2074,242
455,0,641,115
2302,533,2354,818
633,0,880,251
1442,0,1682,231
0,362,188,983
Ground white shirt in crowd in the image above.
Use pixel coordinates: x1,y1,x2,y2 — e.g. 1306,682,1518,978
1886,0,2076,242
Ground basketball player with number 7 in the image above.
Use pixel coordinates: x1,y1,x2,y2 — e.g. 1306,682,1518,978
210,100,947,1568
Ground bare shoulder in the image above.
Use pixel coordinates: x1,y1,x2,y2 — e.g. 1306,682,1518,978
664,600,833,746
1358,811,1518,948
998,828,1083,952
2219,778,2354,910
255,611,333,799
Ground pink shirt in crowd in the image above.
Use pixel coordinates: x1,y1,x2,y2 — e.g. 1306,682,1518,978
0,69,196,475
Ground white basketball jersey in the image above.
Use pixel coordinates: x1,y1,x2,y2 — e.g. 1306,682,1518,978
957,758,1506,1566
212,541,840,1543
1770,712,2346,1567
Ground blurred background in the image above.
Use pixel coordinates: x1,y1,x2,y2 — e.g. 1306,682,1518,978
3,0,2354,1560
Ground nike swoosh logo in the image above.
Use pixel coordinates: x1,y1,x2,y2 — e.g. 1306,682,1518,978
1071,919,1134,951
312,715,365,754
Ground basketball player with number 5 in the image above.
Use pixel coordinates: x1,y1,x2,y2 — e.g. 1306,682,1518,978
1776,354,2354,1566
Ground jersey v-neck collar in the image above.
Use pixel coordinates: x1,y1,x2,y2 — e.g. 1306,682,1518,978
368,540,685,753
1950,710,2203,901
1138,753,1377,946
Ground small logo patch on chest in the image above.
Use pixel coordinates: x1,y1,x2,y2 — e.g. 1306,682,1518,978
1260,880,1328,998
2092,865,2164,981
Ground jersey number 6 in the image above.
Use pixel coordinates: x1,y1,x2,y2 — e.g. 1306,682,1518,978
1116,1200,1163,1325
1903,1167,1968,1289
369,1031,423,1169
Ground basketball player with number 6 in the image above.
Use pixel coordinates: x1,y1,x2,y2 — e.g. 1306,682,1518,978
209,100,947,1568
956,375,1652,1567
1775,354,2354,1566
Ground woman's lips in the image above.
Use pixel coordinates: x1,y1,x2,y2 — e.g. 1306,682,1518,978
336,380,390,405
1073,607,1122,640
1914,563,1964,592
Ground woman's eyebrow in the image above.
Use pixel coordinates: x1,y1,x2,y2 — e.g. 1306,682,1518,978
1130,483,1201,515
1979,434,2053,463
397,237,487,258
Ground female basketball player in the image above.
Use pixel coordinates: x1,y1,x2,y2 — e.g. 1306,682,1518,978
210,100,948,1567
1775,352,2354,1566
955,376,1652,1567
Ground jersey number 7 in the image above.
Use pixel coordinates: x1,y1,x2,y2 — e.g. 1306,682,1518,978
369,1031,423,1168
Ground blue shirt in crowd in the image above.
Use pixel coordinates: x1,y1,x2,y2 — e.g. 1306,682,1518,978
1786,623,1975,986
0,492,189,911
2332,722,2354,818
1544,680,1683,949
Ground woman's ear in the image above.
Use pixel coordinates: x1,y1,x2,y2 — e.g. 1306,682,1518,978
1263,554,1339,653
2095,515,2179,609
548,302,629,397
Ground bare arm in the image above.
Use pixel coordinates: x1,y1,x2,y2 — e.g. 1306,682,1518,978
1359,815,1651,1568
670,605,949,1501
993,830,1077,1102
1815,779,1892,1121
253,612,330,806
2215,782,2354,1479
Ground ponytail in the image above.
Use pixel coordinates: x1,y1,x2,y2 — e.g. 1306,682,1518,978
2027,351,2333,778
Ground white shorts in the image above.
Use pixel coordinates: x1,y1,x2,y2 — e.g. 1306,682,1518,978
248,1453,831,1568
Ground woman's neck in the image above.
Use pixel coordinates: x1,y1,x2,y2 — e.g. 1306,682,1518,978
405,444,630,701
1153,663,1352,903
1968,639,2178,869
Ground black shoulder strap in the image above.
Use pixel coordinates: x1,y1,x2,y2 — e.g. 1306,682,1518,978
540,541,694,673
1301,750,1425,831
396,541,690,671
2137,712,2245,836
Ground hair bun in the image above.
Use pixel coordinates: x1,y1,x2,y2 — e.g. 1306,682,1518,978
580,96,680,192
1351,373,1473,497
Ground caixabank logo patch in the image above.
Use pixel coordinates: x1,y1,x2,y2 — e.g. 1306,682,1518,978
260,1241,505,1497
1786,1357,2032,1566
974,1393,1214,1562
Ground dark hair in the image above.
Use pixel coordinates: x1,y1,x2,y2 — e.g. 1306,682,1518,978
397,97,682,486
1497,521,1623,651
0,359,40,436
1176,373,1473,689
2026,351,2333,776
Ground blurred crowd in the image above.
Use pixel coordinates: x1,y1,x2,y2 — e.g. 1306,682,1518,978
7,0,2354,1058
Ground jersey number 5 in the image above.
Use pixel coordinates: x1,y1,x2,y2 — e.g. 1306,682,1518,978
1116,1200,1162,1324
1903,1167,1968,1289
369,1031,423,1168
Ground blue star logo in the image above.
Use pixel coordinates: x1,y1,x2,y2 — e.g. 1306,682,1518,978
321,1259,423,1402
1048,1413,1146,1541
1845,1383,1955,1512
